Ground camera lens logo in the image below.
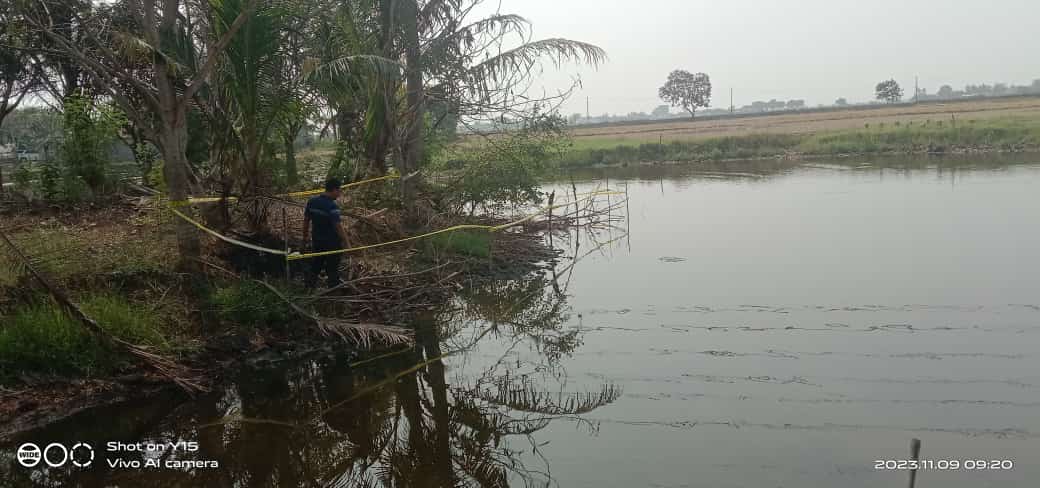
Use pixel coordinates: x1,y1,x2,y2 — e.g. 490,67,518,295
17,443,41,468
43,443,68,467
70,443,94,467
16,442,93,468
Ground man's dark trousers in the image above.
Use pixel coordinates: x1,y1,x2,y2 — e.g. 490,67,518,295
306,242,342,288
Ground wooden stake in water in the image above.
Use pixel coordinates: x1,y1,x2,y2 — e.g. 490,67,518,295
282,207,291,283
908,438,921,488
547,191,555,249
624,181,631,251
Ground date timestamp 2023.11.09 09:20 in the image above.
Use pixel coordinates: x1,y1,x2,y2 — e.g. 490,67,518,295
874,459,1014,471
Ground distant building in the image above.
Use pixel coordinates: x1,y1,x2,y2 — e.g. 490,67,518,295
0,143,14,160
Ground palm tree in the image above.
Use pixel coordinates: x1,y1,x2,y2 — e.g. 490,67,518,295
312,0,606,183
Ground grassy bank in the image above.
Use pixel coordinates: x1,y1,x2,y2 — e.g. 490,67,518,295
0,294,178,381
557,117,1040,168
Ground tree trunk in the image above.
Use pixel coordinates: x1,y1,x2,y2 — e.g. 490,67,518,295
284,131,297,186
330,108,353,176
418,321,454,486
158,114,201,269
400,0,424,230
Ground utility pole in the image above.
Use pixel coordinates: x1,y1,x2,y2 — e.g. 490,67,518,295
586,96,590,121
730,88,734,115
914,76,919,104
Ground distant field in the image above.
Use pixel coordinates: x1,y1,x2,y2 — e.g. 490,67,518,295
568,96,1040,149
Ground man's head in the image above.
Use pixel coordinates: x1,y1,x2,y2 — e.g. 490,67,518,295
324,178,343,199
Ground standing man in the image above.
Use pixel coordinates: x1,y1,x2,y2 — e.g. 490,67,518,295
303,178,349,288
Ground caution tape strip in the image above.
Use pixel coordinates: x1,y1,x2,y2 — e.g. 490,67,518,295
168,208,287,256
280,173,400,198
286,190,623,261
172,173,401,207
166,189,623,261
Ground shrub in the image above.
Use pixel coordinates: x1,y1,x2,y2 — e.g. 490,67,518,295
12,164,32,191
434,110,568,213
61,95,125,194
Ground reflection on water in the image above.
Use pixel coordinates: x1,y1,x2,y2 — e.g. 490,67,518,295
4,156,1040,487
1,270,619,488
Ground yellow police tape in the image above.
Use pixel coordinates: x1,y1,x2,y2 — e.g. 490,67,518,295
167,188,623,261
285,190,623,261
170,172,401,207
168,207,287,255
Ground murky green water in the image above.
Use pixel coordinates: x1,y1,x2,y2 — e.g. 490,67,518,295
4,156,1040,487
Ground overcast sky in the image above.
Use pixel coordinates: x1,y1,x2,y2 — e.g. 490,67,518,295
482,0,1040,115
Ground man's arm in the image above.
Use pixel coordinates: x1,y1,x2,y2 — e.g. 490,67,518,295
336,222,349,248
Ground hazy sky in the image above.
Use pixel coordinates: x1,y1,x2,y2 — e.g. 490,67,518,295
482,0,1040,115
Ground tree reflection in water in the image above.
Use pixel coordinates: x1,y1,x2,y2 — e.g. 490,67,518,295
1,269,620,488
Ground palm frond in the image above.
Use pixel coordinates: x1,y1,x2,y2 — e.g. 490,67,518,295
318,319,415,348
307,54,402,90
468,38,606,84
444,13,530,49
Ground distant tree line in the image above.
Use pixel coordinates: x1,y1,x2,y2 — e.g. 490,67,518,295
563,74,1040,127
920,80,1040,101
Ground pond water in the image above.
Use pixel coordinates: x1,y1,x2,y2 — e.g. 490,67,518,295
4,156,1040,487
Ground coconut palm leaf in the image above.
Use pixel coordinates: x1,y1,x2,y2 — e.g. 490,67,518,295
466,38,605,86
318,319,415,348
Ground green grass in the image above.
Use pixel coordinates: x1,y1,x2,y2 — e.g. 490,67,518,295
426,230,491,258
209,281,294,328
0,294,174,381
557,117,1040,168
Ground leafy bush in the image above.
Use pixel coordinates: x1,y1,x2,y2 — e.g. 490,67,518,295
434,109,570,213
146,160,166,192
61,95,125,194
39,162,60,200
12,164,32,191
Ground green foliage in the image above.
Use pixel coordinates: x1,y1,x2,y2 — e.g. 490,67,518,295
0,295,172,381
875,79,904,103
12,163,32,190
659,70,712,117
82,294,171,350
210,281,293,328
185,109,211,165
146,160,167,191
426,230,491,258
61,95,126,193
130,141,161,178
435,110,570,213
0,304,100,379
38,162,60,200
